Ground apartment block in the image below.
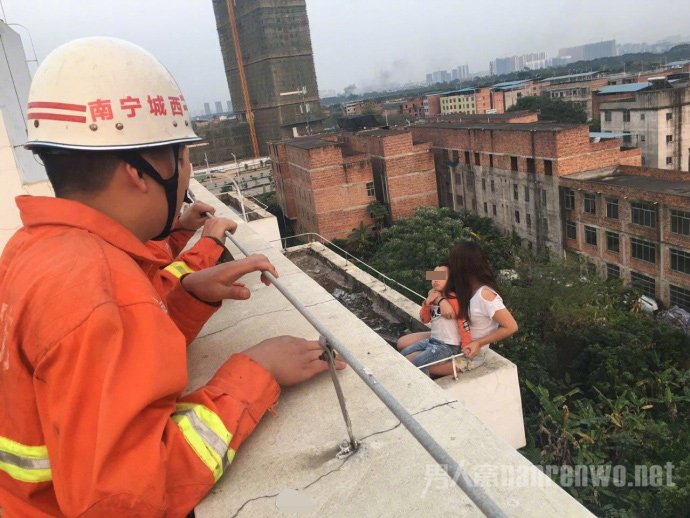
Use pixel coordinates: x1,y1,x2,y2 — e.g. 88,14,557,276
491,80,541,111
439,87,493,115
423,94,442,118
269,129,437,239
212,0,324,154
599,79,690,171
540,72,609,119
559,166,690,309
410,122,641,253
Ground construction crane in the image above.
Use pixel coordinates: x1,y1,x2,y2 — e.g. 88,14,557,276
225,0,260,158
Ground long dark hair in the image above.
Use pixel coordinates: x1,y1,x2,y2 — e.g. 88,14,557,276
448,240,501,322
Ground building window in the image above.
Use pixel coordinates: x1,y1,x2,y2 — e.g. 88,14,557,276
489,154,494,167
584,225,597,246
474,152,480,166
631,202,656,228
606,198,619,219
641,135,646,142
606,263,620,280
482,178,486,191
511,156,518,171
492,204,497,216
366,181,375,197
564,189,575,210
526,213,532,228
483,202,488,214
623,110,631,122
666,112,673,121
640,113,645,121
513,184,519,201
666,135,673,143
527,158,536,174
670,248,690,274
671,209,690,235
541,218,549,236
606,231,620,253
670,285,690,311
464,151,470,165
544,160,553,176
542,189,547,206
631,271,655,298
524,186,530,202
584,193,596,214
631,238,656,263
604,111,611,122
666,157,673,165
490,179,495,192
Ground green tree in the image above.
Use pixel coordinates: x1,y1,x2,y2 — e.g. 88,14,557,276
347,222,372,255
508,95,588,124
367,200,389,236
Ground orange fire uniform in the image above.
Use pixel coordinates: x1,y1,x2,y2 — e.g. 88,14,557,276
0,196,279,517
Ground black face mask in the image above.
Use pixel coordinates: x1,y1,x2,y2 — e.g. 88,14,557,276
118,145,181,241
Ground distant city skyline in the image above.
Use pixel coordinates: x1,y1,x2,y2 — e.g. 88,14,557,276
1,0,689,113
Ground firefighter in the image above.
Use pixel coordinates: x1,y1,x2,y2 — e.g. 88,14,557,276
0,37,344,517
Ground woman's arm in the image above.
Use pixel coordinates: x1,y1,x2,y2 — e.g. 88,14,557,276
463,289,518,358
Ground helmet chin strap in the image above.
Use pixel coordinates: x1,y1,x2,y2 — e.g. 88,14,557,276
118,145,180,241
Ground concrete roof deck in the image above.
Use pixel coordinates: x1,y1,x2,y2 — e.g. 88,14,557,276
186,183,594,517
565,168,690,197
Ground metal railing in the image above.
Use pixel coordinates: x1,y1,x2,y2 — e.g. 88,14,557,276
211,220,506,517
280,232,426,303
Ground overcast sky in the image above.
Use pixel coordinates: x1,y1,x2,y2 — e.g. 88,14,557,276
2,0,688,115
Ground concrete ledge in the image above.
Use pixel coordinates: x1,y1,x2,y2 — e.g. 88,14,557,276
187,184,593,517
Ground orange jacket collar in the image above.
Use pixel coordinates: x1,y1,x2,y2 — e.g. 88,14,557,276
16,195,164,265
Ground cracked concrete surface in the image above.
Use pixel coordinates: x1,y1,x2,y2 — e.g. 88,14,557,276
187,184,593,517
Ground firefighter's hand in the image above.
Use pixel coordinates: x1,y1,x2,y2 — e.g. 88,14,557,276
243,337,347,386
201,217,238,242
181,254,277,302
176,201,216,230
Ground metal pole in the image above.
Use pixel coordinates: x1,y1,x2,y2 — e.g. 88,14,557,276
213,220,507,518
229,178,247,222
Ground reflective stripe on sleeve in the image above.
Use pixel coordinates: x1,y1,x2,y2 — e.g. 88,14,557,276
164,261,194,279
0,436,52,483
172,403,235,481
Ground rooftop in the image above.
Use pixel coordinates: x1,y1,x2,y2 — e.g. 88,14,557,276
595,82,650,95
185,184,593,517
420,121,585,132
542,71,599,83
491,79,530,90
565,167,690,198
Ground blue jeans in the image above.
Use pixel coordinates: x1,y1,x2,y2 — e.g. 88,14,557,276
401,337,461,376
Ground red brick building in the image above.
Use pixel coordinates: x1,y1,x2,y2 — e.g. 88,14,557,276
269,129,437,240
559,167,690,309
410,122,641,252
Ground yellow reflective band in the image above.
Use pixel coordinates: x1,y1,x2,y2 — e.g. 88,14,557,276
0,436,52,483
164,261,194,279
173,403,233,482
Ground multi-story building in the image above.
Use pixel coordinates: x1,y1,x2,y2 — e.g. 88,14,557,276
558,39,616,62
400,97,424,118
540,72,609,119
268,129,437,239
189,117,252,166
599,79,690,170
439,87,493,115
490,80,540,111
423,93,442,118
343,100,366,116
212,0,324,155
410,122,641,253
559,166,690,309
490,52,549,75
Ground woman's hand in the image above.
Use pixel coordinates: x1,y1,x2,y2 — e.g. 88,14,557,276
462,341,482,359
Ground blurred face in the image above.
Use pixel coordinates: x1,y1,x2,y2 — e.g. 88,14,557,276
431,266,448,291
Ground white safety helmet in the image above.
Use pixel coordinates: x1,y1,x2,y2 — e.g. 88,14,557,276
25,37,200,150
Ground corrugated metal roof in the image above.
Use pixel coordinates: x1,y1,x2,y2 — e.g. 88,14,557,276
595,82,650,94
543,71,597,82
667,60,690,67
491,79,529,90
589,132,634,139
